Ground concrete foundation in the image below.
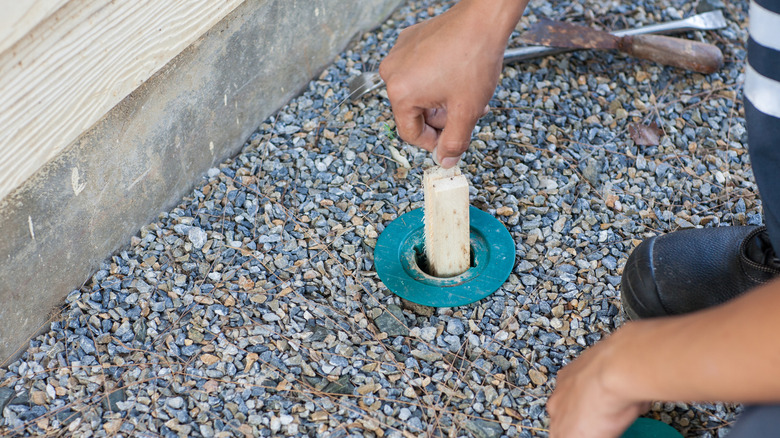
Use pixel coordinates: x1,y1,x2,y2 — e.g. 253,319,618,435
0,0,401,363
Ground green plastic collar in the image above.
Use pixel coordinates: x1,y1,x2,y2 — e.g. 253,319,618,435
375,207,515,307
622,418,683,438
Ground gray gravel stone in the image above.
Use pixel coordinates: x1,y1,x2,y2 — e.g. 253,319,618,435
322,375,354,395
0,387,15,412
420,326,437,342
167,397,185,409
464,419,504,438
102,389,126,413
446,319,465,336
373,304,409,337
188,227,207,249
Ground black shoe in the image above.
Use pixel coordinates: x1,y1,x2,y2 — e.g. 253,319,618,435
621,226,780,319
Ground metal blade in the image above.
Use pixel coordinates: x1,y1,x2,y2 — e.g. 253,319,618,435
614,9,726,36
330,71,384,115
521,18,619,50
678,9,727,30
348,71,383,99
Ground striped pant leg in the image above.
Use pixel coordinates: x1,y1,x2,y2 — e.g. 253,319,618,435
746,0,780,251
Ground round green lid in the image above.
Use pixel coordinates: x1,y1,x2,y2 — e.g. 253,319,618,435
375,207,515,307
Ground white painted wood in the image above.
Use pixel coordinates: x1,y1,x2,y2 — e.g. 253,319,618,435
0,0,68,55
423,166,470,278
0,0,244,202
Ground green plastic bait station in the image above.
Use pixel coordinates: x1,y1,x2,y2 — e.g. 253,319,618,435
375,206,515,307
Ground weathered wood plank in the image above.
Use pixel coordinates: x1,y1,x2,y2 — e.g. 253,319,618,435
0,0,244,202
0,0,68,55
423,166,470,278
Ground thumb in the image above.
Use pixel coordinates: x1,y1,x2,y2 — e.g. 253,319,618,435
436,107,478,168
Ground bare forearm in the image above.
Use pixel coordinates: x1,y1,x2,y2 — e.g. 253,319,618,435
458,0,529,43
608,278,780,404
432,0,528,63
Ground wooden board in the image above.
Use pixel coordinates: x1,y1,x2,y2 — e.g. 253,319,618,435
0,1,69,55
0,0,244,202
423,166,470,278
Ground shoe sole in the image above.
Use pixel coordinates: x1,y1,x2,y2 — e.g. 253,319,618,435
621,235,667,319
622,298,641,321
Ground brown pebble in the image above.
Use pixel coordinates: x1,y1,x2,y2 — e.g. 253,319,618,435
30,390,47,405
529,369,548,386
496,206,514,217
200,354,219,365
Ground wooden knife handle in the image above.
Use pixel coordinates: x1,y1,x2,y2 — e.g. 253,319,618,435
620,34,723,74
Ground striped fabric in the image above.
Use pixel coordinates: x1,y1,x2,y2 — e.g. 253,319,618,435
745,0,780,252
745,0,780,119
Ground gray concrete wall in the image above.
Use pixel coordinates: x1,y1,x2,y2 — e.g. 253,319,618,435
0,0,401,363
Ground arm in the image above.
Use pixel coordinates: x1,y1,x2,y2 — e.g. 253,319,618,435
547,278,780,437
379,0,528,168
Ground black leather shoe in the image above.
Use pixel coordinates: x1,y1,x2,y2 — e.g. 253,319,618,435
621,226,780,319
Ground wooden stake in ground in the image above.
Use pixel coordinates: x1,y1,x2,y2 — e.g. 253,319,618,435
423,166,470,277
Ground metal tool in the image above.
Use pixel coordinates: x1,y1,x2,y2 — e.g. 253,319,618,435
504,9,726,62
337,9,726,108
522,18,724,73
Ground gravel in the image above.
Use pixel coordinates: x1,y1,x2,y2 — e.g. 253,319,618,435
0,0,752,436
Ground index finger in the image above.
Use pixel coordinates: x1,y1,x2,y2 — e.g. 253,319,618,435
435,104,480,166
393,103,439,152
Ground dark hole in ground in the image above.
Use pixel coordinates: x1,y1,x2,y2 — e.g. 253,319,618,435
413,242,476,277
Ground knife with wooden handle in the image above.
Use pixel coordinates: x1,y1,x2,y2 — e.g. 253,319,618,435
522,18,724,74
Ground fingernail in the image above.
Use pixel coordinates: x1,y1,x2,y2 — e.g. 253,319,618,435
432,147,441,166
441,156,461,169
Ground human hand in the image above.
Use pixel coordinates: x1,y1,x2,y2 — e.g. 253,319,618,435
547,325,651,438
379,0,526,168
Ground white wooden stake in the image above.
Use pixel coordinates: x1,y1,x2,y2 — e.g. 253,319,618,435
423,166,470,277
